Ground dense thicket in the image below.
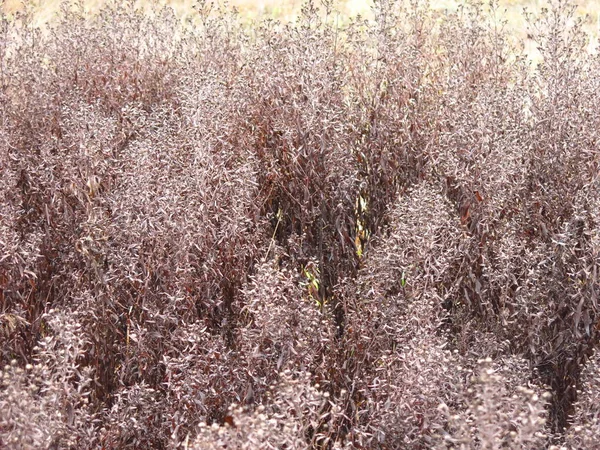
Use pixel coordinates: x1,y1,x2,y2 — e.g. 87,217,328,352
1,0,599,448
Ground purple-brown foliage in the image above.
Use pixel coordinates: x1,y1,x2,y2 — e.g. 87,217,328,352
0,0,599,448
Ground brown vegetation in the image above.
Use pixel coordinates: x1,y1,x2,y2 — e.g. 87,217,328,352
1,0,599,448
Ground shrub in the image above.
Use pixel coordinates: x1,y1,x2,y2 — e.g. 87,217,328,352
1,0,599,448
566,348,600,448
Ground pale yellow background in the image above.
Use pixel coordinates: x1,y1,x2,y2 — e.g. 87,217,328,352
2,0,598,40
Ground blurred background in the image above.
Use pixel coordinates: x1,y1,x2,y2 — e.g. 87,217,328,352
2,0,599,33
1,0,598,60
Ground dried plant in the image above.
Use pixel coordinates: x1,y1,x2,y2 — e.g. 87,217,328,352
566,348,600,448
1,0,599,448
